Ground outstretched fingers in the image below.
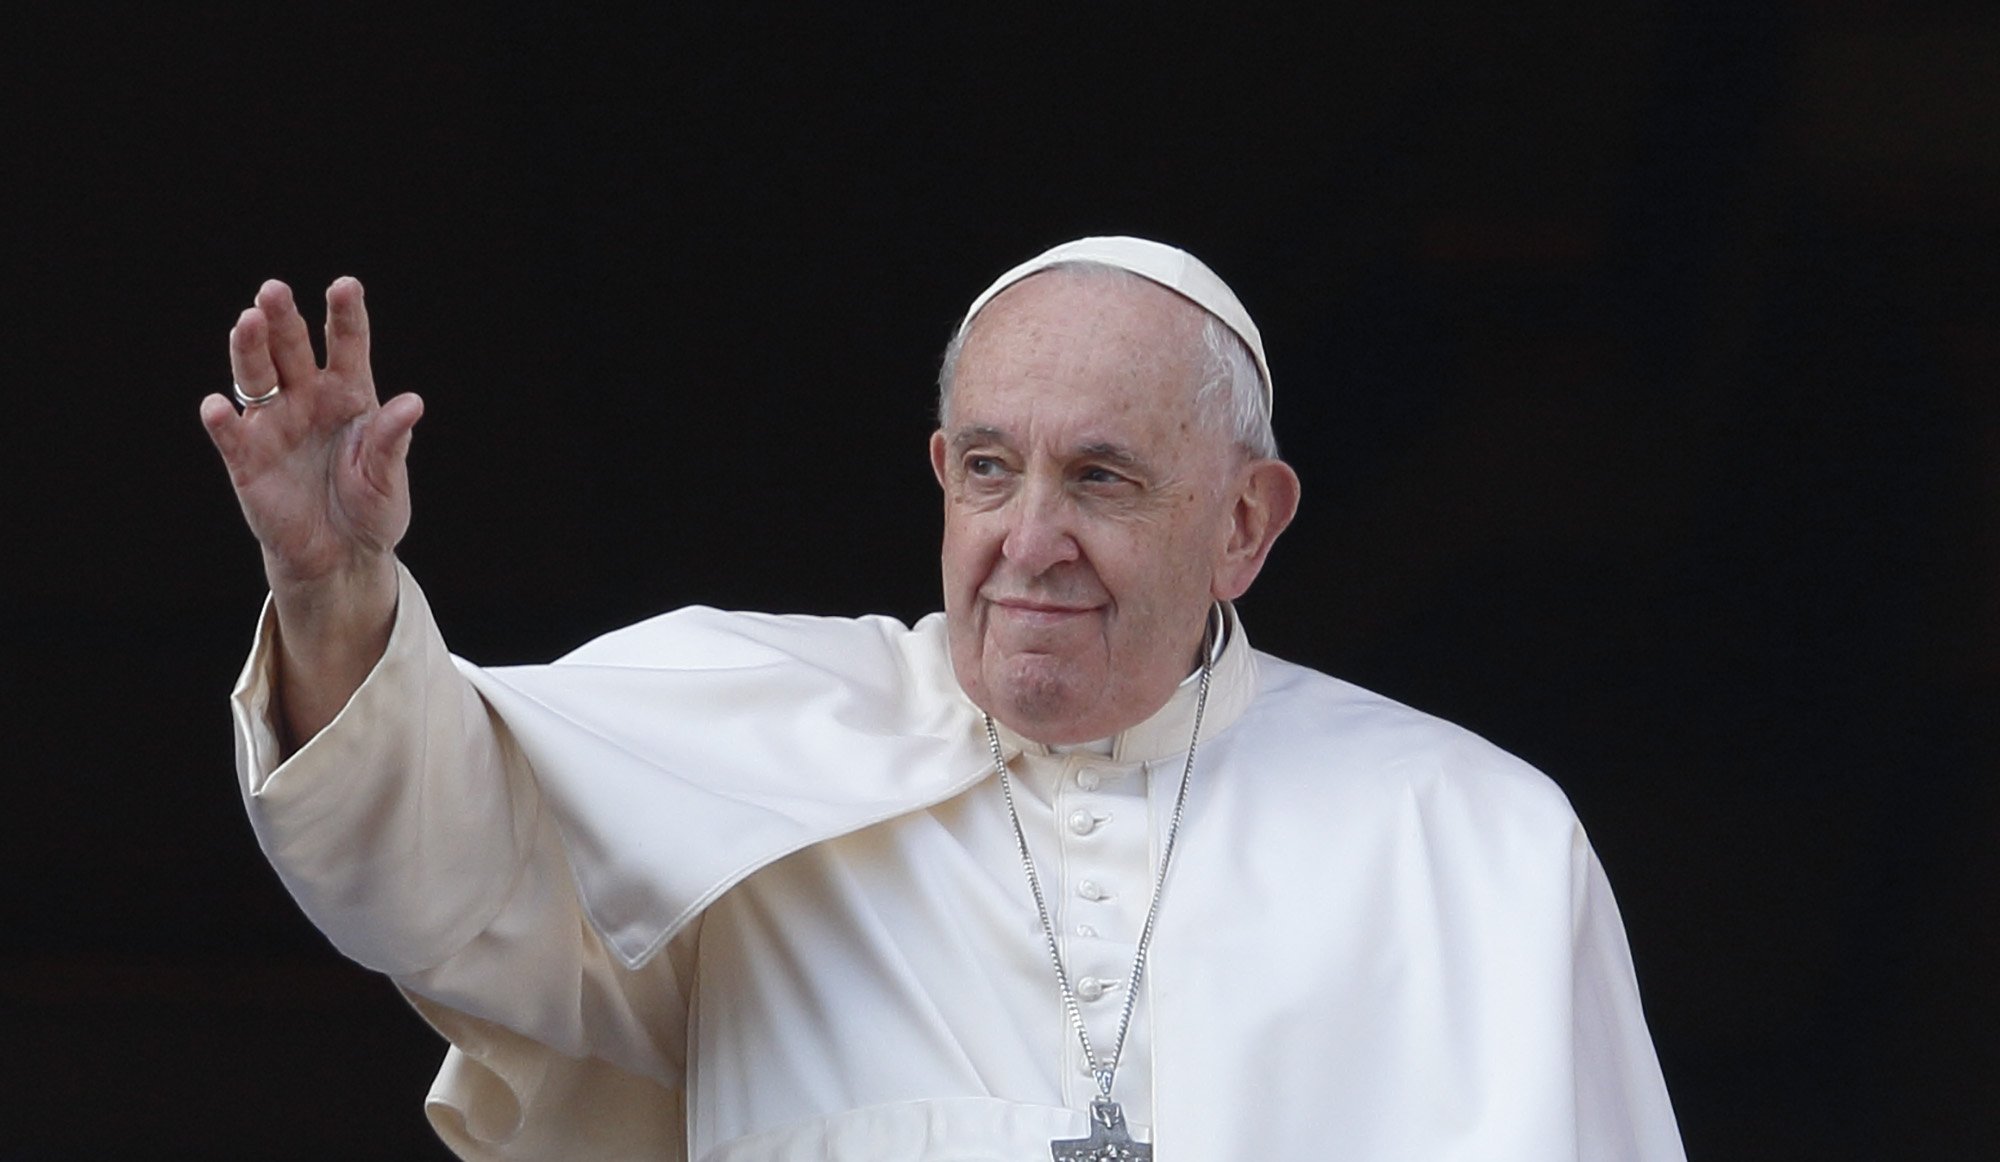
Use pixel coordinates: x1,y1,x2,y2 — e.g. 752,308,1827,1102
220,277,383,446
208,276,423,593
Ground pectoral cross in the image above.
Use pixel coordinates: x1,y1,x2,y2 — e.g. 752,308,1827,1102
1051,1097,1150,1161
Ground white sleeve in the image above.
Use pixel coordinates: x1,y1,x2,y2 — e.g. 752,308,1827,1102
230,562,690,1160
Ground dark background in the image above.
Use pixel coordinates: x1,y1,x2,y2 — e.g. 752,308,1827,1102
5,5,1993,1158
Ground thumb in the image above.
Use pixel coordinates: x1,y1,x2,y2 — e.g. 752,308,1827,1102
360,392,425,482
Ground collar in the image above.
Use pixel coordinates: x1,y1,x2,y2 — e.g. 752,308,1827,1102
984,603,1257,767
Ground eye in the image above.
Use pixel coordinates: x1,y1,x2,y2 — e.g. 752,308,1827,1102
1078,465,1127,485
965,454,1005,478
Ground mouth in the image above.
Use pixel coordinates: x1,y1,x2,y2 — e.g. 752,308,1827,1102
985,596,1101,627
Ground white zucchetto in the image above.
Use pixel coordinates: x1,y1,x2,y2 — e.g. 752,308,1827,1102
955,236,1273,415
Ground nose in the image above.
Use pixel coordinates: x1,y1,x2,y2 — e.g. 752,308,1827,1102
1000,479,1080,576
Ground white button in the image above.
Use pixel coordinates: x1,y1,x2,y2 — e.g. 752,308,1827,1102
1067,809,1098,836
1076,976,1107,1002
1077,880,1109,901
1076,769,1103,791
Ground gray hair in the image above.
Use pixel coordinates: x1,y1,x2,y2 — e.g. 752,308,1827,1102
937,262,1278,460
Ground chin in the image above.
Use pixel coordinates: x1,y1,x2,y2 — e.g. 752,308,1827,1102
988,657,1105,742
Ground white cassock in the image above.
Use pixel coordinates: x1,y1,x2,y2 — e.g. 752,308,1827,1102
231,564,1685,1161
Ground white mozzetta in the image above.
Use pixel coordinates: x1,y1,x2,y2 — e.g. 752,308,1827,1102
232,563,1683,1161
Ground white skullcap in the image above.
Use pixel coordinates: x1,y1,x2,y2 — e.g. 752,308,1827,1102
955,236,1273,415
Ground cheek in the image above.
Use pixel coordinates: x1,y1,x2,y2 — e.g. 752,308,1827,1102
1112,515,1224,609
939,513,993,595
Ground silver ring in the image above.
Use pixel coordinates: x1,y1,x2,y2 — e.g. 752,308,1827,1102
233,381,282,408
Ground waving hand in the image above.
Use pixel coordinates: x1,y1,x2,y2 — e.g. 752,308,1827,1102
201,278,423,747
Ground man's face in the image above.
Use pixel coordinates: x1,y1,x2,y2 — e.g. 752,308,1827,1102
930,272,1248,745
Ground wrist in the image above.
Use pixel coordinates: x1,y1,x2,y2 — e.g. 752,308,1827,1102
264,550,400,666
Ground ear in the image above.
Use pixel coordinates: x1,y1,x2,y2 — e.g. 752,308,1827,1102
929,430,950,490
1211,458,1301,602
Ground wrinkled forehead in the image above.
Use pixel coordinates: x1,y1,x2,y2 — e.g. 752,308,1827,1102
957,236,1273,415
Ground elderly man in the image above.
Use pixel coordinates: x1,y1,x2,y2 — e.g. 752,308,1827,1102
204,238,1684,1160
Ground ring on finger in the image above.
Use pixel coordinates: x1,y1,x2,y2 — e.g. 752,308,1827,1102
233,381,282,408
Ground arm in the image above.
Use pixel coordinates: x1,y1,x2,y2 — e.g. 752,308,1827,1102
230,563,691,1157
200,277,421,752
211,282,689,1156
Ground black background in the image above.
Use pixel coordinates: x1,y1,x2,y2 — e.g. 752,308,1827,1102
5,5,1994,1158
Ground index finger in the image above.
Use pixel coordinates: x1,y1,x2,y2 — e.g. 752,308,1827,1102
324,276,372,381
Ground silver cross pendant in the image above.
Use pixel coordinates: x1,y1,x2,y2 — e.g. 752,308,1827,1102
1051,1098,1151,1161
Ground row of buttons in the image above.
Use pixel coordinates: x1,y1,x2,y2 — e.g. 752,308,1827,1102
1057,756,1139,1092
1072,833,1111,942
1065,767,1127,976
1040,759,1165,1109
1054,762,1150,1095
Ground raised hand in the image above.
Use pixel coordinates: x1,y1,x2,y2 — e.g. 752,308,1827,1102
202,277,422,584
201,278,424,746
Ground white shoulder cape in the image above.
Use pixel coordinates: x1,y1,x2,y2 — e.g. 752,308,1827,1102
233,565,1683,1160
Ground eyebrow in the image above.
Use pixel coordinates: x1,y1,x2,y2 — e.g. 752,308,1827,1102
948,425,1009,455
948,427,1151,473
1076,442,1148,472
